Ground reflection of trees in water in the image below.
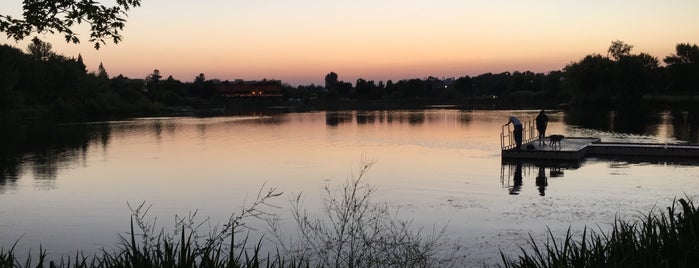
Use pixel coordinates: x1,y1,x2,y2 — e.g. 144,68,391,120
386,111,425,125
326,111,428,126
671,110,699,143
458,113,472,125
326,112,353,126
0,123,112,190
407,112,425,125
355,111,378,124
566,105,699,142
326,110,476,127
0,158,22,193
565,106,661,137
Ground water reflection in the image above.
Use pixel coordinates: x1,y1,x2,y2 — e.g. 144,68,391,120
324,110,477,128
565,106,659,136
0,123,110,186
356,111,378,124
501,160,581,196
535,166,548,196
671,109,699,143
326,111,431,126
501,155,699,196
565,107,699,143
509,163,523,195
4,108,699,195
326,112,353,126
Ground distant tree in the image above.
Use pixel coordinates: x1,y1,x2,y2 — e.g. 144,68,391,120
355,78,379,100
664,43,699,93
194,73,206,84
608,40,633,61
453,76,473,96
26,36,53,61
664,43,699,65
563,54,615,102
325,72,338,89
471,72,513,97
393,78,425,99
111,74,148,102
565,41,661,102
337,81,354,98
423,76,443,98
76,53,86,71
146,69,162,84
542,71,564,94
0,0,142,49
613,52,660,96
163,75,184,96
97,62,109,79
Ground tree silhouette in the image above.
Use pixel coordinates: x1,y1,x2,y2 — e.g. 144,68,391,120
664,43,699,65
664,43,699,93
146,69,162,84
324,72,338,89
26,36,54,61
194,73,206,84
608,40,633,61
0,0,142,49
97,62,109,79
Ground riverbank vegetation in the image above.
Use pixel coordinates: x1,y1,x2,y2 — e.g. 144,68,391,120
1,40,698,122
0,162,461,267
500,198,699,267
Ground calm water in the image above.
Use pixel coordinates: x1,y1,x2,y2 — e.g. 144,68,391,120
1,109,699,266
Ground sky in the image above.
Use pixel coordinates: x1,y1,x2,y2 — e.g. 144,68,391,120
1,0,698,86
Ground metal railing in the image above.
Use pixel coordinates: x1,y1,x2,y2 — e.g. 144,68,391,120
500,120,537,150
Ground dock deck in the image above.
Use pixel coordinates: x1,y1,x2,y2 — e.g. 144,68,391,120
502,137,699,160
501,137,600,160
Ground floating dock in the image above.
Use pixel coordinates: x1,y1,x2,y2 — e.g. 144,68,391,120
501,137,699,160
499,121,699,161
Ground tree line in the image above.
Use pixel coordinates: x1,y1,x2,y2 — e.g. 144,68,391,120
296,41,698,107
1,39,698,121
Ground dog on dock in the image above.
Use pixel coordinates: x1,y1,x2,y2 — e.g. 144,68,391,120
549,134,565,149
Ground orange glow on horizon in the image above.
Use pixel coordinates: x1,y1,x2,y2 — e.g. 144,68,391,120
1,0,697,85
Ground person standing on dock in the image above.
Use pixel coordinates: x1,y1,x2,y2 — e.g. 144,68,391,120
505,115,523,149
535,110,548,145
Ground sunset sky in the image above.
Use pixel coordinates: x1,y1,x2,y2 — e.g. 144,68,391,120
1,0,698,85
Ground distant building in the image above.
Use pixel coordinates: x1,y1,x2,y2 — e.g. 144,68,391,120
217,80,284,99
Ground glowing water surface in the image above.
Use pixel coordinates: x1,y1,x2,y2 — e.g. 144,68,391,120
1,109,698,266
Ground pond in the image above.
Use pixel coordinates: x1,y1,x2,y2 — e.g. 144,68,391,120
1,109,699,266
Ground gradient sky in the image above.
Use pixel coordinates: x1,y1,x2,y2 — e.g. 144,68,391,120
2,0,698,85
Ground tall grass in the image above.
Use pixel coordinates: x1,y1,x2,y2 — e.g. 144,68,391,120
500,198,699,268
0,185,299,268
4,165,697,267
0,162,459,267
267,160,462,267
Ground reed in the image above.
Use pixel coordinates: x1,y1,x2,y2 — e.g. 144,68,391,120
0,163,458,267
4,170,696,267
0,185,299,268
267,160,462,267
500,198,699,268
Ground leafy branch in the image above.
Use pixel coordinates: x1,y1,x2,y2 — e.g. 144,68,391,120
0,0,142,49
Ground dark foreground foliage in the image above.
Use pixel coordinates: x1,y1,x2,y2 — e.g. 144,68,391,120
0,163,458,268
500,198,699,268
1,195,698,268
